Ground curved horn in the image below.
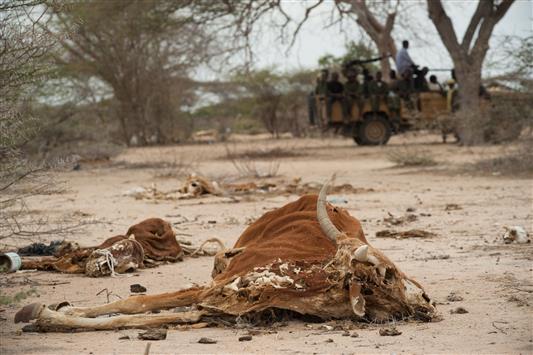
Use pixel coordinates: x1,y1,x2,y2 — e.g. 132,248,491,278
317,181,342,243
353,245,368,262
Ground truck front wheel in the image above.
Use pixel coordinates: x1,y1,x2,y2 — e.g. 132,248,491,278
357,115,392,145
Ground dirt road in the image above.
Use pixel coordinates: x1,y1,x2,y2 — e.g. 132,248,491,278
1,133,531,354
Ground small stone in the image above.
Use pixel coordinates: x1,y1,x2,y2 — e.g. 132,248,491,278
406,207,416,212
208,220,217,224
379,327,402,336
450,307,468,314
350,332,359,338
138,329,167,340
446,292,464,302
342,331,350,336
325,338,334,343
118,335,130,340
130,284,147,293
198,337,217,344
239,335,252,342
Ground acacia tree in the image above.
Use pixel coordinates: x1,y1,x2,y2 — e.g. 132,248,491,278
193,0,403,78
0,0,90,240
45,0,216,145
427,0,515,145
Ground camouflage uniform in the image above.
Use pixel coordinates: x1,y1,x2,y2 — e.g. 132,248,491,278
387,80,401,114
368,80,389,112
344,79,362,119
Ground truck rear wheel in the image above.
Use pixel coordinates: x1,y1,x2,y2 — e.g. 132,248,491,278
357,115,392,145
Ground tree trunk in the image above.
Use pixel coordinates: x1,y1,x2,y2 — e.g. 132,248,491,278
427,0,515,145
454,63,484,145
377,38,395,79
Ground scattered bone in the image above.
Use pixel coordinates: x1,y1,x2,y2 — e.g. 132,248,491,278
245,270,295,289
224,277,241,292
502,226,530,244
376,229,437,239
128,175,375,201
138,329,167,340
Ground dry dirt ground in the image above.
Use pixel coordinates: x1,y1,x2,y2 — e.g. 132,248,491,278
1,132,532,354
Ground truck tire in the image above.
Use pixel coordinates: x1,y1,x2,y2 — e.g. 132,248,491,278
357,115,392,145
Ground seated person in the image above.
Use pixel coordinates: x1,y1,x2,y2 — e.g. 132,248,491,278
344,70,362,120
428,75,444,93
368,71,389,112
326,72,344,120
413,66,429,92
398,69,415,110
387,70,402,127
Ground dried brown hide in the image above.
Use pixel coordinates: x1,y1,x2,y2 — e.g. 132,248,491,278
15,183,436,332
19,218,183,276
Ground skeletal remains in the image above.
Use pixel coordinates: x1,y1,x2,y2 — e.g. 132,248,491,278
15,182,436,331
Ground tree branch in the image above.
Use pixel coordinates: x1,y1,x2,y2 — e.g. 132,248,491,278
461,0,489,51
427,0,462,62
470,0,514,61
288,0,324,48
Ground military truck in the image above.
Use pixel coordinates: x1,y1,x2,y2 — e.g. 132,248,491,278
317,72,532,146
314,90,455,145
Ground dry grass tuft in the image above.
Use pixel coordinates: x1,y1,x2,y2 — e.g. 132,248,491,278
224,146,301,160
386,146,438,167
224,144,282,178
471,143,533,176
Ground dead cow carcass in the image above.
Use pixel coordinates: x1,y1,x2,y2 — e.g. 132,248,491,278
15,183,436,331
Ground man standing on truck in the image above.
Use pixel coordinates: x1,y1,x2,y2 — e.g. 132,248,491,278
396,40,415,77
326,72,344,122
369,71,389,112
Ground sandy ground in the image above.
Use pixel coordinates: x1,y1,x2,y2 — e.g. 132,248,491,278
1,132,532,354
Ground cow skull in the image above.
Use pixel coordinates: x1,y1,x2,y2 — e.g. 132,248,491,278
317,182,435,321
